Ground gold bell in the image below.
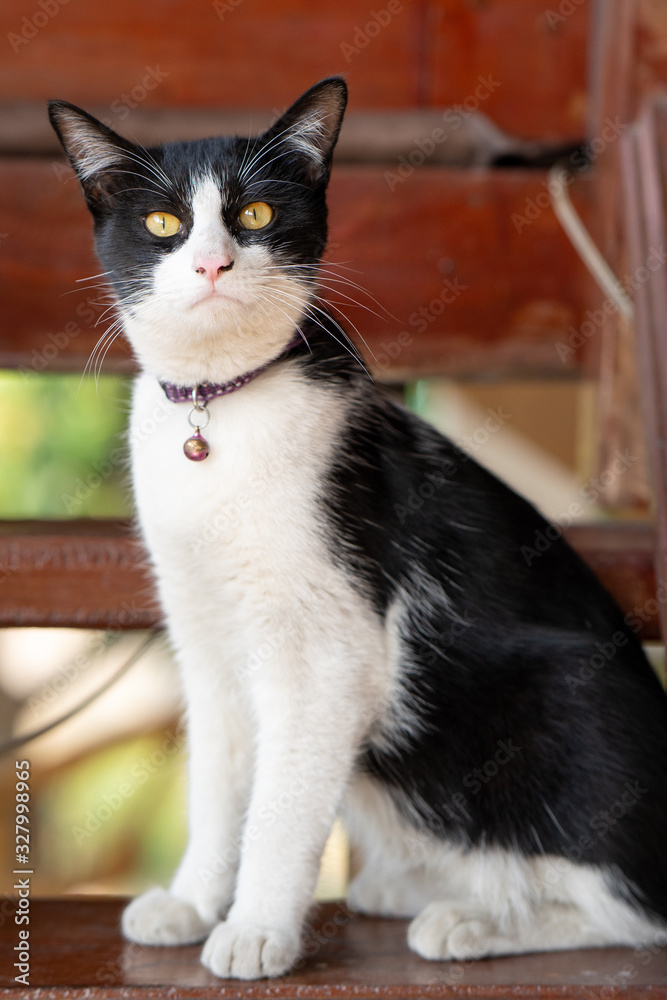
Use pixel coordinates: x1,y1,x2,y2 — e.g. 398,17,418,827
183,429,210,461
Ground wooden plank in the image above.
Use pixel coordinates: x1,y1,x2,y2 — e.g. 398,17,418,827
0,1,586,136
327,166,592,378
584,0,652,512
0,102,573,164
2,897,667,996
0,0,423,110
0,519,659,639
0,160,593,379
425,0,589,140
0,520,158,630
565,521,660,639
622,95,667,643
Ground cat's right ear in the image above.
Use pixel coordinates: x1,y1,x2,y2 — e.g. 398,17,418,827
261,77,348,184
48,101,139,209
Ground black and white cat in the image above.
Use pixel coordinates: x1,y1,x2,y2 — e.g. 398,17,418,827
49,78,667,980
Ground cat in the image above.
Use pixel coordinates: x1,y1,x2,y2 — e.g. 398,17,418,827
49,78,667,980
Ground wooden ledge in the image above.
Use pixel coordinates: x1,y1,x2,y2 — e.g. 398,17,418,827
0,519,660,638
1,898,667,998
0,519,159,630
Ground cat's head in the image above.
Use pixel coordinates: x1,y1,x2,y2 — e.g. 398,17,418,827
48,78,347,384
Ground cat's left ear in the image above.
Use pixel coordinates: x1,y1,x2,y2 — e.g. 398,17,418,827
262,77,348,184
48,101,146,210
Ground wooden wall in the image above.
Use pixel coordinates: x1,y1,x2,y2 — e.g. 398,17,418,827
0,0,591,380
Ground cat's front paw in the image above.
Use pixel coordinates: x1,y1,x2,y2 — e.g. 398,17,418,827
202,920,300,979
122,887,214,946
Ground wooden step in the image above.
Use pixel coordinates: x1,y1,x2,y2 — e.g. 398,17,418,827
1,897,665,997
0,519,659,638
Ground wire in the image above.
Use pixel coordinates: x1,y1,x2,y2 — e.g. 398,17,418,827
548,163,634,322
0,630,164,757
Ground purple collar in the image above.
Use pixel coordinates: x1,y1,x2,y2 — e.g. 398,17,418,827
159,333,304,404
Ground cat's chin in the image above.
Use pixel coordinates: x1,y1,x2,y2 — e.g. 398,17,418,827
126,321,302,385
121,292,309,385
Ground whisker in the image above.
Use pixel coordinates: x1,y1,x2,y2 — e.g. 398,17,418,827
264,281,376,365
262,287,372,379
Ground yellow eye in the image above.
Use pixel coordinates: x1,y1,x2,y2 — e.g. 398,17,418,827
239,202,274,230
145,212,181,237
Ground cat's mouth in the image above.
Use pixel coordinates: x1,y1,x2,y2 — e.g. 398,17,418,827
192,288,245,309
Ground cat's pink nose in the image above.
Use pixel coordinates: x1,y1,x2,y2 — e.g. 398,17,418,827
194,255,234,282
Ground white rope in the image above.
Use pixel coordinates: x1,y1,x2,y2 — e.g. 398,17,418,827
548,164,634,322
0,630,163,756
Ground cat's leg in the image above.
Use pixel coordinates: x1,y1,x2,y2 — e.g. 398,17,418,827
344,773,443,918
408,858,666,960
408,900,618,959
122,656,253,946
200,624,381,979
344,776,667,959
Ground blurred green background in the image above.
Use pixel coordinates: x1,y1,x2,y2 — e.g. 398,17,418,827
0,371,132,519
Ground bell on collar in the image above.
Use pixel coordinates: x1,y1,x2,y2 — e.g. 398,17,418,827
183,428,210,462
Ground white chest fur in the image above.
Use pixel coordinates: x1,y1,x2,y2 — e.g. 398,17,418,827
129,362,372,654
132,363,336,539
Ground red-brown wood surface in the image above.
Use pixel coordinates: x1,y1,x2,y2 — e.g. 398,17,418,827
424,0,589,140
0,520,159,630
565,521,660,639
1,897,667,997
622,96,667,642
0,160,591,378
0,519,659,639
1,0,423,109
0,1,587,137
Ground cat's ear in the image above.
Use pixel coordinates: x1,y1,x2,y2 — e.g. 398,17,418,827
48,101,144,208
262,77,348,184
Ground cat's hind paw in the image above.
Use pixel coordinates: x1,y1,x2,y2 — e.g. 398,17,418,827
408,902,494,960
122,887,214,946
202,920,299,979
